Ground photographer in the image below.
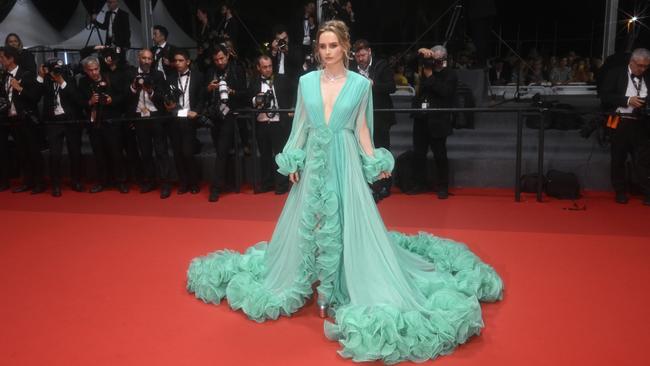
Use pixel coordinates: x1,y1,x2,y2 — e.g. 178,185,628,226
127,49,171,199
77,56,128,194
270,25,302,86
296,2,317,56
99,45,141,189
91,0,131,49
204,44,247,202
0,46,43,194
248,55,289,195
410,45,458,199
35,59,83,197
599,48,650,205
351,39,396,202
152,25,174,78
165,48,204,196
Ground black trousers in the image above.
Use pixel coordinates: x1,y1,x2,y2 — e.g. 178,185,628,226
256,119,289,191
372,118,392,193
122,122,143,184
89,123,125,184
169,118,198,188
210,113,237,192
135,113,171,186
1,118,44,187
412,118,449,191
46,119,83,186
610,117,650,194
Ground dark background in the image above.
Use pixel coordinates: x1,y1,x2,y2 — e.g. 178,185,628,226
1,0,649,58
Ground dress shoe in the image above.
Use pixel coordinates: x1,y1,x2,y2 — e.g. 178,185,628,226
615,191,629,204
12,184,31,193
643,195,650,206
89,184,104,193
139,182,155,194
31,184,46,195
0,181,9,192
405,185,428,195
177,184,189,195
437,190,449,200
71,182,84,192
190,185,200,194
160,185,171,199
118,183,129,194
208,190,220,202
51,185,62,197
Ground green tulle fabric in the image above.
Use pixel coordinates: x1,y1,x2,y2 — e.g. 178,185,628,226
187,71,503,364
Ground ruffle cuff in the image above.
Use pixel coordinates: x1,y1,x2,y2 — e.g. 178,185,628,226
275,148,306,175
361,148,395,183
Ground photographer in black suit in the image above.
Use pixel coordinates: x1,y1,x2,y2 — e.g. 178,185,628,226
152,25,174,78
204,44,247,202
36,60,83,197
410,45,458,199
249,55,290,195
92,0,131,49
351,39,396,202
77,56,128,194
599,48,650,205
165,48,204,195
127,49,171,199
0,46,44,194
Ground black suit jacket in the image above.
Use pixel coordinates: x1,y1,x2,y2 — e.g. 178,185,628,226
204,63,247,109
151,43,174,77
36,75,80,121
352,58,397,126
414,68,458,138
0,66,39,118
95,9,131,48
125,67,167,117
167,68,205,113
76,72,127,121
598,64,646,112
248,75,294,122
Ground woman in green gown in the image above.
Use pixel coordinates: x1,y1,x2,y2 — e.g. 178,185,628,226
187,20,503,364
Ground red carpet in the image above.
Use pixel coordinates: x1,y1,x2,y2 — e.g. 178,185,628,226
1,186,649,366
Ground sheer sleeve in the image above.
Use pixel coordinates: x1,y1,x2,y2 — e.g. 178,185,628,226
355,80,395,184
275,80,309,175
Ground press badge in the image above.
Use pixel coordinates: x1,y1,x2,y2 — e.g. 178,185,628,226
178,108,189,117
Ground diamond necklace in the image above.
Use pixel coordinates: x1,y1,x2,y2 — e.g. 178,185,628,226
322,69,346,82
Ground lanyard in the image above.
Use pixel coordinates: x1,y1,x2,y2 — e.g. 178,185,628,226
178,72,190,108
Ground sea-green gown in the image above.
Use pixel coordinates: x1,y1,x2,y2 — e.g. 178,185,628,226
187,70,504,364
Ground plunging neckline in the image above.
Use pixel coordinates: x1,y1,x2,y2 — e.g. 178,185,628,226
319,69,350,127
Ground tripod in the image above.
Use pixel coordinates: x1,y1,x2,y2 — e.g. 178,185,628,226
84,11,104,48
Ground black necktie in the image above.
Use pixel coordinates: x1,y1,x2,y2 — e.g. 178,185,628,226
180,71,190,77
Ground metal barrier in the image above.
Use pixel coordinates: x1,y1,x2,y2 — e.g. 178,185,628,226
2,106,557,202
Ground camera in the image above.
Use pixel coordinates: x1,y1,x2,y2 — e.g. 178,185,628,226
44,58,73,77
217,78,229,103
134,73,153,90
277,38,288,51
254,90,275,109
163,83,183,105
419,55,446,69
90,81,110,105
99,46,122,64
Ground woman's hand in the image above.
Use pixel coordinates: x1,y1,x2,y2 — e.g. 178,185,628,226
378,171,391,180
289,172,300,184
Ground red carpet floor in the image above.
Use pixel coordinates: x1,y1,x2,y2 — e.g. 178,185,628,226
1,186,649,366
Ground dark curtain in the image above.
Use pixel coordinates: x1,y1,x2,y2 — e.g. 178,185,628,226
0,0,17,24
32,0,79,30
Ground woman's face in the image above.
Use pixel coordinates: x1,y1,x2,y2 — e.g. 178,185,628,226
318,31,344,68
6,36,20,49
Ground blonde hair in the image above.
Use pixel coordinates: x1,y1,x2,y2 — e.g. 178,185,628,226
314,20,351,69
